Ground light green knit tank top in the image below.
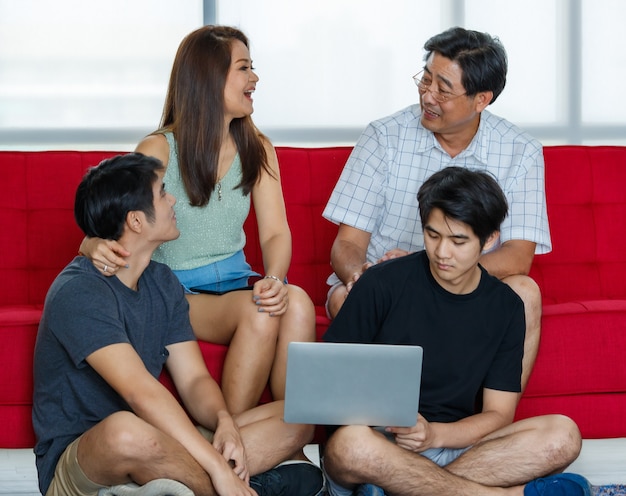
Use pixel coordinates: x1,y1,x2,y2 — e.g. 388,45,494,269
152,132,250,270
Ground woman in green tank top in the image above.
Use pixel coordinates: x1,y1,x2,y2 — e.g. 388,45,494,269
80,26,317,416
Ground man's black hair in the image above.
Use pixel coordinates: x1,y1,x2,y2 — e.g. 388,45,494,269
418,166,508,247
74,153,164,240
424,27,508,103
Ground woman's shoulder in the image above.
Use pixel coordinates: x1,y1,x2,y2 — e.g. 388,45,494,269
135,133,170,167
259,132,276,155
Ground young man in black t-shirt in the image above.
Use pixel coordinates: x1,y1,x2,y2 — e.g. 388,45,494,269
322,167,590,496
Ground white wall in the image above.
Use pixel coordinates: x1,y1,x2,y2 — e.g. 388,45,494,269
1,0,624,149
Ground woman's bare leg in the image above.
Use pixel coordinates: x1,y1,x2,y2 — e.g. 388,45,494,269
269,284,316,400
186,286,315,414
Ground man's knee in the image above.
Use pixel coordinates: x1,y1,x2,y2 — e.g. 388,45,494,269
326,284,348,319
502,275,541,313
535,414,582,467
95,411,164,460
324,425,375,474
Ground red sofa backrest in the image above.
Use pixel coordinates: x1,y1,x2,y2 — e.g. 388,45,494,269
0,148,350,312
1,151,125,308
3,145,626,310
529,146,626,303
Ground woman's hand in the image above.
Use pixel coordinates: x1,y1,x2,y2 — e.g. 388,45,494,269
252,277,288,316
79,236,130,276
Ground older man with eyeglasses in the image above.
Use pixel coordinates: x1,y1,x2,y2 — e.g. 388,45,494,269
323,26,550,393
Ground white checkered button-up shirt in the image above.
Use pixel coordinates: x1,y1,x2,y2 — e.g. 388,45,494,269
323,104,552,266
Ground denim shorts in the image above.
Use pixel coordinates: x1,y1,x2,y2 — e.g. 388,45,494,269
173,250,260,294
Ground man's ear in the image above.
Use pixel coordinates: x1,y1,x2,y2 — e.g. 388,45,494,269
474,91,493,112
483,230,500,252
126,210,143,234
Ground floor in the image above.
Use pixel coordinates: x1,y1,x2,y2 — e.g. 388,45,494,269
1,440,624,495
0,444,321,495
0,448,39,495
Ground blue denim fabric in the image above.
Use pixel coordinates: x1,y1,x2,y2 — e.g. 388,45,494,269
172,249,259,294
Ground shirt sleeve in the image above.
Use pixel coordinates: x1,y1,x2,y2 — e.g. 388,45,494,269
322,122,389,233
497,142,552,254
47,276,130,368
483,292,525,393
323,266,388,343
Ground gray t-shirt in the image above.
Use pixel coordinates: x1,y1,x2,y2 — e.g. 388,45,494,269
33,257,195,494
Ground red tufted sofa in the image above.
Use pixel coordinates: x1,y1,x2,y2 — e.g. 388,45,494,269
1,146,625,451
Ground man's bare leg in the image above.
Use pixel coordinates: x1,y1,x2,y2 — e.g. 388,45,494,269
324,415,581,496
77,411,217,496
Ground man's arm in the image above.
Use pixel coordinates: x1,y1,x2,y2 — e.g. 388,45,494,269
388,388,518,452
86,343,240,481
330,224,372,286
479,239,536,280
165,341,250,479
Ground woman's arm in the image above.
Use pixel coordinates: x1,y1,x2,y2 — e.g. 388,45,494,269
252,141,291,280
249,141,291,315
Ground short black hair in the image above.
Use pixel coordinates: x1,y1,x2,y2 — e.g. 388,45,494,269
418,166,508,248
74,153,164,240
424,27,508,103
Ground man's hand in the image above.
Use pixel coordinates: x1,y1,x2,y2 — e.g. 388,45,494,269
377,248,411,263
213,411,250,482
386,414,436,453
210,466,258,496
345,249,411,295
345,262,373,294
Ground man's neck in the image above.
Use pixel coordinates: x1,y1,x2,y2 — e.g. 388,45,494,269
113,239,155,291
434,115,481,158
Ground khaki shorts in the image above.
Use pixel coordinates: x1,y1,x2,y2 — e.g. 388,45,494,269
46,425,215,496
46,435,106,496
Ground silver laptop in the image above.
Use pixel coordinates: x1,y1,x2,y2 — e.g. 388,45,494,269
284,341,423,427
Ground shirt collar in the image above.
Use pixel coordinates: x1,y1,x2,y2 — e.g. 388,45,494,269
414,107,492,166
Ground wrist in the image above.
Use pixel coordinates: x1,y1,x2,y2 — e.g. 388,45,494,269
263,275,284,284
215,409,233,426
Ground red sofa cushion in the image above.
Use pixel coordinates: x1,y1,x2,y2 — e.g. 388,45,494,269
2,146,626,446
529,146,626,303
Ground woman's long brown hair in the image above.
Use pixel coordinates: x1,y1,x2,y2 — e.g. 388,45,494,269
159,25,271,206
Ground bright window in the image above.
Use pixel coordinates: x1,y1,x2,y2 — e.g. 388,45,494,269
0,0,203,149
1,0,625,148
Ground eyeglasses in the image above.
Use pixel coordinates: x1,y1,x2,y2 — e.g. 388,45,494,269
412,70,466,103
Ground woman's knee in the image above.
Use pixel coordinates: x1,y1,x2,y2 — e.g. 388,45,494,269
281,285,316,338
286,285,315,317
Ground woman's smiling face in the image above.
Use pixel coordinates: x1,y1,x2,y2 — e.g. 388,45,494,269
223,39,259,121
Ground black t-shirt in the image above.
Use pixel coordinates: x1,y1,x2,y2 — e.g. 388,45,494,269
323,251,525,423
